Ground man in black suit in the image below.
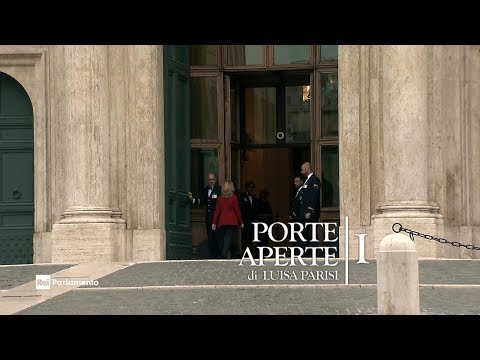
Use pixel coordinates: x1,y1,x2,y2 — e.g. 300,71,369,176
240,180,257,256
256,188,273,255
188,173,222,259
289,176,304,222
298,162,321,254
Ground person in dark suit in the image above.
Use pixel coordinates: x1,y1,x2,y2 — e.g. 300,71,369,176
188,173,222,259
289,176,305,251
240,180,258,256
256,188,273,254
289,176,304,222
298,162,321,254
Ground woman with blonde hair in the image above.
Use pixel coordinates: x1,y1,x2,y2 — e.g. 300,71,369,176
212,180,244,259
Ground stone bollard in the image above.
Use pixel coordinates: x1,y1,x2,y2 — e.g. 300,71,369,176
377,233,420,315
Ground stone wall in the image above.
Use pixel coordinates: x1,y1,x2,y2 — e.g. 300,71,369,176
0,45,166,263
339,45,479,259
1,45,477,262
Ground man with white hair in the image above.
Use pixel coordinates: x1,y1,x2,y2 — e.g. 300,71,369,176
188,173,221,259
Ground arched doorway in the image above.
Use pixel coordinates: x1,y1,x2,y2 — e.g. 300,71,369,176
0,72,34,264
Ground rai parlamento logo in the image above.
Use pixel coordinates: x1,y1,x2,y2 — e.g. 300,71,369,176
35,275,99,290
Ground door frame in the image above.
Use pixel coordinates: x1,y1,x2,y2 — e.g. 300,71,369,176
0,48,48,263
0,72,35,264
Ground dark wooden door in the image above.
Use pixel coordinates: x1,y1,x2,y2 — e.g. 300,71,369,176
164,46,192,259
0,72,34,264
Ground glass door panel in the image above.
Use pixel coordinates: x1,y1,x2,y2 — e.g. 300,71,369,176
244,87,276,144
285,84,311,144
226,45,265,67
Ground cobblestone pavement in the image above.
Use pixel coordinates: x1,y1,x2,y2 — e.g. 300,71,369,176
4,259,478,315
80,259,480,287
16,287,480,315
0,264,74,290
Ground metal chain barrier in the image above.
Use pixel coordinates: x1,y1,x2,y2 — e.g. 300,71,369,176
392,223,480,250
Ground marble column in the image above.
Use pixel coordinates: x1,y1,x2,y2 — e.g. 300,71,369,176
52,46,125,263
124,45,165,262
468,46,480,258
338,45,372,259
372,45,442,257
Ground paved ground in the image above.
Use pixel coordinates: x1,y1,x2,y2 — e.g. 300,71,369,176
15,286,480,315
0,264,74,290
77,259,480,287
1,259,479,315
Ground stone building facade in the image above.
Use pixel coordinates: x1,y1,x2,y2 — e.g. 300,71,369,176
0,45,478,264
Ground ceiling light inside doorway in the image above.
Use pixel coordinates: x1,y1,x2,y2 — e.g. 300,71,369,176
302,85,310,102
328,73,338,85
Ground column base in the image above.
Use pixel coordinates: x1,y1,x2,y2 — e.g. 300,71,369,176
52,207,126,263
128,229,166,262
443,225,480,259
371,202,443,258
33,232,52,263
52,222,126,263
58,206,125,224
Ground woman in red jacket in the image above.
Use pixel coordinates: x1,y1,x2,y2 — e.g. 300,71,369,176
212,180,244,259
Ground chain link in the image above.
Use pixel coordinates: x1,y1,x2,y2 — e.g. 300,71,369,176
392,223,480,251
